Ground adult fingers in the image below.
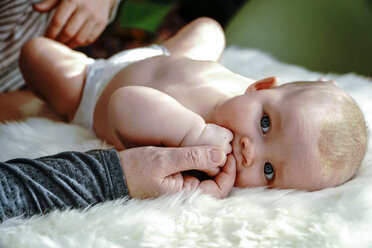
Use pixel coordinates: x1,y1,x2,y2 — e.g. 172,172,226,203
66,14,107,48
165,146,226,176
45,0,76,39
203,167,220,177
198,154,236,199
57,8,87,44
86,22,106,44
33,0,59,12
182,176,201,194
65,19,95,48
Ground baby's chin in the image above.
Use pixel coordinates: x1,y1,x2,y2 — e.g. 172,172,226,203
233,180,244,188
233,170,248,188
233,179,253,188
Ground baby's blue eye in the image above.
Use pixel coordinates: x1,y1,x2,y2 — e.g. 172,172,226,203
264,162,274,180
261,114,270,134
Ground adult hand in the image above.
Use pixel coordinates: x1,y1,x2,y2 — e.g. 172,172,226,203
118,146,236,199
33,0,115,48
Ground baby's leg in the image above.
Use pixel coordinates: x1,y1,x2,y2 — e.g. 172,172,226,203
19,37,91,120
162,17,225,62
106,86,232,152
0,90,61,123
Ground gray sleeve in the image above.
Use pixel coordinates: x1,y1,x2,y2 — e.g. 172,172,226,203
0,149,129,223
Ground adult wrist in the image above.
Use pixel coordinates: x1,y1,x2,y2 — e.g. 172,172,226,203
117,148,133,197
89,149,130,199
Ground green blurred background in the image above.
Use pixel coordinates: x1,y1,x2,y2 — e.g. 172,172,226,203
226,0,372,76
85,0,372,76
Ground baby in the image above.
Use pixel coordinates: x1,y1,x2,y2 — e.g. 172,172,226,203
19,18,367,191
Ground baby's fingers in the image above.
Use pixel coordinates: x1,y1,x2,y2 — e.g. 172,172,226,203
202,166,220,177
221,127,233,154
198,154,236,199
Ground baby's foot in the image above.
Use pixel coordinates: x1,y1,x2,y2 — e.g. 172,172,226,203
182,123,233,154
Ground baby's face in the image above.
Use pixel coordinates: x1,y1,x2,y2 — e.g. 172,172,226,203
210,78,338,191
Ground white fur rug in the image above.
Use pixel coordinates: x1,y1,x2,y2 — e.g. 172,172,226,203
1,47,372,248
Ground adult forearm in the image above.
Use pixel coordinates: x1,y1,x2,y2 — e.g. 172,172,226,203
0,149,129,223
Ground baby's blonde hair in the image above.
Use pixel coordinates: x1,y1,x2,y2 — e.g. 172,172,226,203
292,81,367,187
318,90,367,185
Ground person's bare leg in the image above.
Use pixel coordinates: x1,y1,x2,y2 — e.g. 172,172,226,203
0,90,62,123
19,37,91,120
162,17,225,62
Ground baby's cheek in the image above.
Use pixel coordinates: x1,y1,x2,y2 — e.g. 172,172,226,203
234,171,249,188
209,108,236,130
221,117,248,137
234,168,265,188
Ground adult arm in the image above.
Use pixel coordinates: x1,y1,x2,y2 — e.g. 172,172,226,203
0,146,235,223
0,149,127,223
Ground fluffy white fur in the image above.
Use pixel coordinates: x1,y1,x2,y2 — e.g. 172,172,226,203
1,47,372,248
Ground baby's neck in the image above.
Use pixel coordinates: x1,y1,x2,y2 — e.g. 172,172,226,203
204,97,230,123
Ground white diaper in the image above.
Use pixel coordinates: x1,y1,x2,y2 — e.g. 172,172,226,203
72,45,170,132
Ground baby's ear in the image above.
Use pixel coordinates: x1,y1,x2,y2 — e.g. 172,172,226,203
245,77,279,93
318,78,339,86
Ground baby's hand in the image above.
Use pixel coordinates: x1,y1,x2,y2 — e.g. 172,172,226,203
182,123,233,154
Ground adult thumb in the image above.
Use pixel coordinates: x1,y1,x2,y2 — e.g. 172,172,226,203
33,0,59,12
198,154,236,199
166,146,226,176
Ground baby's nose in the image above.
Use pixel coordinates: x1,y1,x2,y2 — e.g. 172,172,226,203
240,136,254,167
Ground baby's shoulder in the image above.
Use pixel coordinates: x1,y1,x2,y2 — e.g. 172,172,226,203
112,54,248,97
118,55,221,86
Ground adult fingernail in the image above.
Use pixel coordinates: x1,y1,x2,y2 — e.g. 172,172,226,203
209,149,224,163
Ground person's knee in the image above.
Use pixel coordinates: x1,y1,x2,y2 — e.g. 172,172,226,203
164,17,225,61
19,37,53,85
19,38,36,73
19,37,48,66
192,17,225,46
193,17,224,33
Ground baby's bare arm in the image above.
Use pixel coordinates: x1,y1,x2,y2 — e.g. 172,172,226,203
108,86,232,152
